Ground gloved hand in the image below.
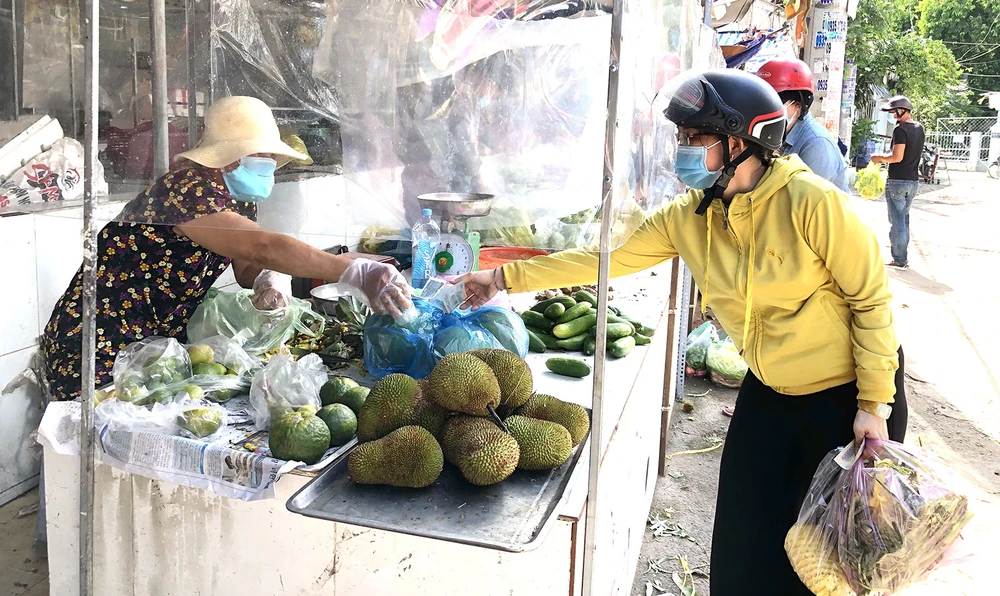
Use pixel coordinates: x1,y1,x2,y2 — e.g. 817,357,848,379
339,258,412,318
251,270,293,310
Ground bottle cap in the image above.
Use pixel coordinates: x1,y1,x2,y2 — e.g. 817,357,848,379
422,208,433,217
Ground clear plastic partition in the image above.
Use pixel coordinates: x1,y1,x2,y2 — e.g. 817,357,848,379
312,1,631,250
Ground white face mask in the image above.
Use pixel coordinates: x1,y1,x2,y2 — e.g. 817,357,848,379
785,102,800,133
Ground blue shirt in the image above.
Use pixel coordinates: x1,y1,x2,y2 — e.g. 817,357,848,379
783,114,849,192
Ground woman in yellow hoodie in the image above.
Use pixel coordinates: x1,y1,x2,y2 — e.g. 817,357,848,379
458,69,906,595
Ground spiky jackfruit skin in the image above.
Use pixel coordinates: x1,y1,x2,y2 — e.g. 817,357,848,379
784,525,855,596
439,415,519,486
504,415,572,471
413,381,449,439
440,416,497,464
469,348,534,410
347,426,443,488
427,353,501,415
356,374,421,442
516,394,590,446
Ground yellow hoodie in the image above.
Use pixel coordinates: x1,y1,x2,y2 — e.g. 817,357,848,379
502,155,899,405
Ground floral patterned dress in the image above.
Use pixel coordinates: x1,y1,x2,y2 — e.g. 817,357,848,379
41,167,256,400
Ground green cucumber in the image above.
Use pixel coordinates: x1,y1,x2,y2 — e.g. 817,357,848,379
633,333,652,346
555,302,592,325
574,290,598,308
552,313,598,339
526,330,547,353
521,311,554,331
554,334,587,351
609,336,636,358
535,332,562,350
582,336,596,356
608,305,622,316
606,314,635,328
543,302,566,320
587,322,635,340
545,357,592,378
621,315,654,336
530,296,577,313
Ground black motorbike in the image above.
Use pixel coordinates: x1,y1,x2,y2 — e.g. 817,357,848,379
919,143,940,184
989,156,999,180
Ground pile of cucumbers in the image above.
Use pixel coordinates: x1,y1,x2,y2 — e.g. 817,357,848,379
521,291,655,368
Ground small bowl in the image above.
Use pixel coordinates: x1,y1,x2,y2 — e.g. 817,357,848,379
310,283,352,316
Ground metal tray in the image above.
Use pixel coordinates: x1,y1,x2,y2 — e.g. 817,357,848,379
286,414,591,553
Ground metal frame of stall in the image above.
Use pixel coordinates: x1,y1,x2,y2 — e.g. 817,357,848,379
71,1,695,594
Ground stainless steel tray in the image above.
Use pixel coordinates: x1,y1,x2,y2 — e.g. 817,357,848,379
286,413,591,553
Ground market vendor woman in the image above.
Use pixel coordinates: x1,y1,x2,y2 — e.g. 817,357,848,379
42,96,411,400
459,70,908,595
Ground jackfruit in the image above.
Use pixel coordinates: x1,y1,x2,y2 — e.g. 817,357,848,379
347,426,444,488
439,416,500,464
516,394,590,446
440,415,518,486
356,373,421,442
427,353,501,415
504,415,572,470
469,348,533,410
414,380,450,439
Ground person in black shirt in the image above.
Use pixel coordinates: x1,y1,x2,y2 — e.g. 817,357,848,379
871,96,925,268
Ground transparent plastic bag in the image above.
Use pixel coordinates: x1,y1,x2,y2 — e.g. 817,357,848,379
458,306,529,358
785,440,974,596
111,337,193,406
248,352,328,430
706,337,748,388
855,162,886,200
684,321,718,377
176,402,228,440
187,288,325,356
185,335,261,403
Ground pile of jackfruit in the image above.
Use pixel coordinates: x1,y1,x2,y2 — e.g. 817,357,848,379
347,349,590,488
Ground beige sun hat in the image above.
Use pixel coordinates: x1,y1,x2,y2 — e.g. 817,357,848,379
175,96,308,169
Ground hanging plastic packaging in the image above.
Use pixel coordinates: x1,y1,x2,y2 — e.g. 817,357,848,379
187,289,325,356
855,162,886,200
785,439,973,596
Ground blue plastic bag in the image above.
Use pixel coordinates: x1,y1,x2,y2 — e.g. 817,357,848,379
363,300,530,379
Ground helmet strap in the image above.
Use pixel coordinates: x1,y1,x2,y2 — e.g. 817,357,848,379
694,135,755,216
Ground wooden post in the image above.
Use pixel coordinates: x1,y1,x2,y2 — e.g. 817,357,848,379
658,259,682,475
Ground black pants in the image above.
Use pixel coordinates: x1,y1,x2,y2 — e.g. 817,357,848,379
709,348,908,595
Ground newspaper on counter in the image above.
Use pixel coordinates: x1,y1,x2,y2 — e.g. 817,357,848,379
37,396,355,501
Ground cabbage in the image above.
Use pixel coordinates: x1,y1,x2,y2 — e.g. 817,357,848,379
706,338,748,388
855,162,886,200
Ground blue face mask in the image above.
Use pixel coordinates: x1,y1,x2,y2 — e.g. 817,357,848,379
223,156,277,202
675,143,722,190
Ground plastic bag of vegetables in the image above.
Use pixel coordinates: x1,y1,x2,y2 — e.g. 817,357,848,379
706,337,748,388
684,321,718,377
112,337,193,405
785,439,973,596
855,162,886,200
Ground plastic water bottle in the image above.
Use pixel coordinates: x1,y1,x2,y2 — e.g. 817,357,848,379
410,208,440,290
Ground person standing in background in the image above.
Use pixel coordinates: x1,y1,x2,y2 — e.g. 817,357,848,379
871,95,925,269
756,59,848,192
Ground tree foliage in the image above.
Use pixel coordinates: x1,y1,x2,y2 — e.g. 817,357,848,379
847,0,972,124
918,0,1000,93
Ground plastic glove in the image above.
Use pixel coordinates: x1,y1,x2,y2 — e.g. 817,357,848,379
339,258,412,318
251,270,293,310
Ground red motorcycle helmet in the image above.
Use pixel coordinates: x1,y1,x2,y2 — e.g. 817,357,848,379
755,58,814,93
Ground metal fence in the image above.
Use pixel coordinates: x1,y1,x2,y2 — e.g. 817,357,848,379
930,117,998,171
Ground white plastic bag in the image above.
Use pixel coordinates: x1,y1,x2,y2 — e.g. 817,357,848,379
111,337,192,405
248,353,327,430
0,138,108,209
185,335,260,402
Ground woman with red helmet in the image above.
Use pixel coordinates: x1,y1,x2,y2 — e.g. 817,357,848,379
756,58,848,192
458,69,906,595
